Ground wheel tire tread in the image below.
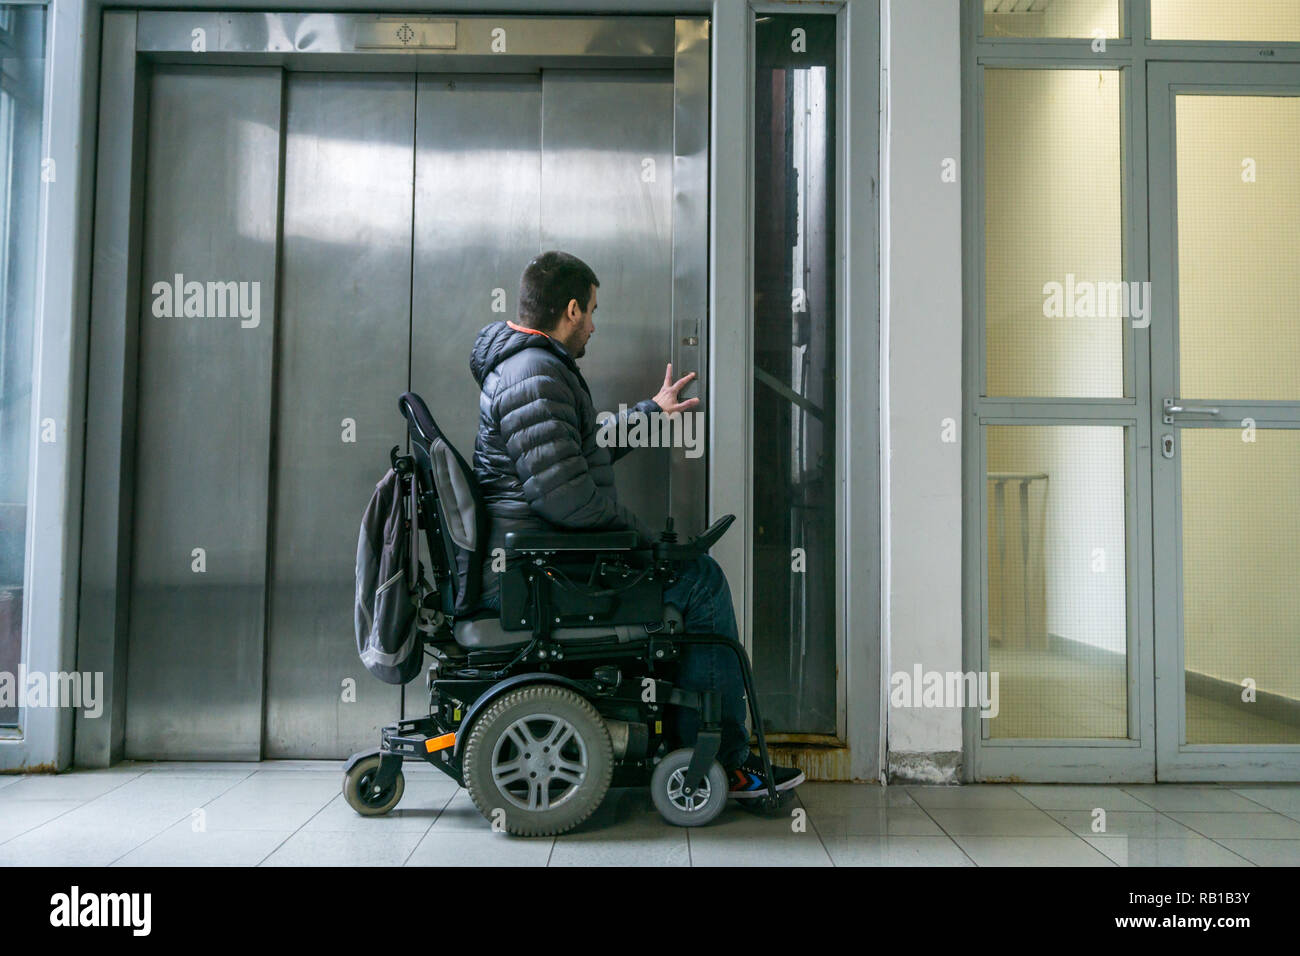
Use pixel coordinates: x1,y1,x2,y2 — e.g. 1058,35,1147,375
343,755,405,817
462,684,613,837
650,748,728,827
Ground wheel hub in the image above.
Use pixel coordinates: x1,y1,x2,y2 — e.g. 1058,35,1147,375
360,770,392,804
491,713,589,812
666,767,714,812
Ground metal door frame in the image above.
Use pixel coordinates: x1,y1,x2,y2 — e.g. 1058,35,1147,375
74,9,711,766
963,0,1300,783
739,0,880,782
962,0,1158,783
1148,60,1300,782
0,0,58,769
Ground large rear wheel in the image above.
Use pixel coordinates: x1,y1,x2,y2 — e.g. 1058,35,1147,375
462,684,613,837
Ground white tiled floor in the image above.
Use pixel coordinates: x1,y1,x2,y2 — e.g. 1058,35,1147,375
2,763,1299,866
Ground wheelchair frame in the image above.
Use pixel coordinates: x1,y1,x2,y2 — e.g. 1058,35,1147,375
347,399,786,828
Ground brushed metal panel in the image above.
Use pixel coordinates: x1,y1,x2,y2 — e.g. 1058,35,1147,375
355,18,457,49
410,74,542,458
76,10,145,767
540,69,676,533
264,73,416,757
671,19,710,536
125,66,282,760
137,12,676,63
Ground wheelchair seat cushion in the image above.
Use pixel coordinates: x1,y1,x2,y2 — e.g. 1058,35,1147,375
504,529,639,552
453,615,647,650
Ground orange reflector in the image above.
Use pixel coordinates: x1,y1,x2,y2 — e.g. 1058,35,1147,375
425,732,456,753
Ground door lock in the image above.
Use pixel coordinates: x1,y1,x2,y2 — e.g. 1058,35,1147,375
1161,434,1175,459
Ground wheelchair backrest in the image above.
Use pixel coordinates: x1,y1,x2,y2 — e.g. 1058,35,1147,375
398,391,487,617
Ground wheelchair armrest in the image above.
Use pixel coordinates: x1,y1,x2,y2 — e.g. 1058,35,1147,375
652,514,736,560
504,529,640,553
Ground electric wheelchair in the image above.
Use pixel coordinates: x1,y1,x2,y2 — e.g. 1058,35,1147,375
343,392,787,836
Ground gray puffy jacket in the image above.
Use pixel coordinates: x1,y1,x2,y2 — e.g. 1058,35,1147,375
469,320,658,597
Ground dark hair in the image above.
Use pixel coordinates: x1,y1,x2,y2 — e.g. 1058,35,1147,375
517,251,599,333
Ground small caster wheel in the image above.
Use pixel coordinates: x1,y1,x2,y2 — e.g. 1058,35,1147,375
651,747,728,827
343,754,405,816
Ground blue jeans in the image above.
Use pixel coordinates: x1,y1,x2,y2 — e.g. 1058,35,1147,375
479,554,750,770
661,555,751,770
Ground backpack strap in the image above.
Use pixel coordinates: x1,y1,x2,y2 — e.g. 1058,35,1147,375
404,468,446,636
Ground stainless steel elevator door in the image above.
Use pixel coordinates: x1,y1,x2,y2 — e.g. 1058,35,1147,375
410,69,676,532
409,74,543,465
539,70,676,533
125,66,282,759
263,74,417,758
125,66,685,760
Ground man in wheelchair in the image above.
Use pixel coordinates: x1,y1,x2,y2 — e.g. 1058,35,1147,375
346,251,802,837
470,252,804,799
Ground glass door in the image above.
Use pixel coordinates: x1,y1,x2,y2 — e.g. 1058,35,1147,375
0,5,46,734
1149,62,1300,781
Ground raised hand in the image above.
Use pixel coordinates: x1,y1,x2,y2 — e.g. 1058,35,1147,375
652,363,701,414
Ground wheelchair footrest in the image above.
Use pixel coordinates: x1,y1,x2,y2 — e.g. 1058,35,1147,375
381,717,455,756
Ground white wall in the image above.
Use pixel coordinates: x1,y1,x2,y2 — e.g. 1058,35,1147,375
881,0,965,774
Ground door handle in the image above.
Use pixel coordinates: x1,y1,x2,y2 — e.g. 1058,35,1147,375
1162,399,1220,424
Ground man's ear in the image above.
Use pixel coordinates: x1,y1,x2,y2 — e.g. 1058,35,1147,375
554,299,578,334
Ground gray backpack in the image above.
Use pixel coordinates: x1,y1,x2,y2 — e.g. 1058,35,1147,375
354,467,433,685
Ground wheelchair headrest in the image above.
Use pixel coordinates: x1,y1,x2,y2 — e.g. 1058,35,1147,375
398,391,443,451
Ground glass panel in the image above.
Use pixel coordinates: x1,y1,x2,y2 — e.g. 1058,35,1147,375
983,0,1121,39
1182,430,1300,745
986,425,1128,739
985,69,1125,398
752,13,836,735
1175,95,1300,401
0,6,46,729
1152,0,1300,42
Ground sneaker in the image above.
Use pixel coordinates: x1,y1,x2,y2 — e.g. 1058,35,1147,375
727,753,805,798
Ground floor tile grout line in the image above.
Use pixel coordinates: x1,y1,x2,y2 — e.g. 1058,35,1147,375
1201,835,1300,868
402,787,459,867
1149,808,1203,841
1118,785,1279,814
1230,788,1298,813
1147,809,1269,866
105,768,259,866
255,789,349,866
252,775,461,866
797,798,836,867
908,796,979,867
1194,834,1259,867
1116,786,1164,811
0,769,151,851
11,773,1300,867
1071,835,1121,867
911,795,1112,863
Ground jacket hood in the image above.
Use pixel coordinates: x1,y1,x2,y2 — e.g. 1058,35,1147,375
470,320,575,387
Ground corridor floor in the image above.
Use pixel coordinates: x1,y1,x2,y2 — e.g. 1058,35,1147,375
1,762,1298,866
